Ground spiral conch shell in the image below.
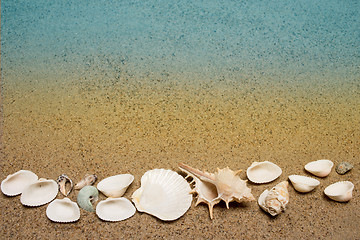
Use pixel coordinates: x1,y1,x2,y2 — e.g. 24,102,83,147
179,163,255,219
258,181,289,216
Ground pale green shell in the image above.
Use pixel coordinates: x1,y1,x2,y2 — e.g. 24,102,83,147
77,186,99,212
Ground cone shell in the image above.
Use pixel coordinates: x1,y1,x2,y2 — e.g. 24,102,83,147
20,179,58,207
246,161,282,184
131,169,192,221
97,174,134,198
96,197,136,222
288,175,320,193
324,181,354,202
1,170,38,196
304,159,333,177
258,181,289,216
46,198,80,223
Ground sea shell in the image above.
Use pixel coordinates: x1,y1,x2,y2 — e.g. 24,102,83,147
258,181,289,216
131,169,192,221
288,175,320,193
75,174,97,190
1,170,38,196
97,174,134,198
46,198,80,223
57,174,73,196
324,181,354,202
77,186,99,212
304,159,333,177
335,162,353,175
179,163,255,219
246,161,282,184
96,197,136,222
20,178,58,207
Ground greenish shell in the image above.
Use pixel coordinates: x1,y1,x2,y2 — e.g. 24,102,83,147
77,186,99,212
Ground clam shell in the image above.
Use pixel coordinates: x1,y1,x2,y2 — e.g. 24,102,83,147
46,198,80,223
304,159,333,177
20,179,58,207
97,174,134,198
96,197,136,222
324,181,354,202
131,169,192,221
1,170,38,196
246,161,282,184
288,175,320,193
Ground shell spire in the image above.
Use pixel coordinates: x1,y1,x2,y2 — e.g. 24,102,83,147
179,163,255,219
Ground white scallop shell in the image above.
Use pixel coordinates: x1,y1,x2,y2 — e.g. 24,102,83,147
131,169,192,221
20,179,58,207
97,174,134,198
304,159,333,177
246,161,282,184
288,175,320,193
1,170,38,196
46,198,80,223
324,181,354,202
96,197,136,222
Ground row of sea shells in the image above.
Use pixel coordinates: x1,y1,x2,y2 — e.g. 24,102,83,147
1,159,354,222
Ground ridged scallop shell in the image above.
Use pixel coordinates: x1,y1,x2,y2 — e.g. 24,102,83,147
246,161,282,184
131,169,192,221
304,159,333,177
1,170,38,196
46,198,80,223
258,181,289,216
20,179,58,207
179,163,255,219
96,197,136,222
324,181,354,202
288,175,320,193
97,174,134,198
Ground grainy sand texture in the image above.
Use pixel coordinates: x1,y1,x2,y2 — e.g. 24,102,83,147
1,1,359,239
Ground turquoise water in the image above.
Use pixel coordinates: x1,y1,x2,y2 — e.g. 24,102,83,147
2,0,359,84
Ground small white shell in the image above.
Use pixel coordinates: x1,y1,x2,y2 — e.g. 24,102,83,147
324,181,354,202
46,198,80,223
97,174,134,198
131,169,192,221
288,175,320,193
1,170,38,196
20,179,58,207
96,197,136,222
304,159,333,177
246,161,282,184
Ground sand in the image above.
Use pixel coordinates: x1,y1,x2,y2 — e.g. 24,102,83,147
1,0,359,238
1,74,359,239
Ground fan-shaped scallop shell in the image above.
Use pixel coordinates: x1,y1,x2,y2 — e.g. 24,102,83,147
246,161,282,184
324,181,354,202
97,174,134,198
20,179,58,207
96,197,136,222
46,198,80,223
131,169,192,221
304,159,333,177
1,170,38,196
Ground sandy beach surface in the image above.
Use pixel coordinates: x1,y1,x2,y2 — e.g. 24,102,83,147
1,76,359,239
1,0,359,239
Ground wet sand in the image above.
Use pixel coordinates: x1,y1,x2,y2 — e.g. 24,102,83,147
1,74,359,239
